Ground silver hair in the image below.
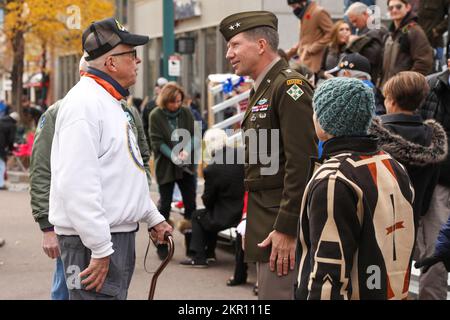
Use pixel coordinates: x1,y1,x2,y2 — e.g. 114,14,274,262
243,26,279,52
345,2,369,16
204,128,228,158
79,52,89,72
338,69,372,81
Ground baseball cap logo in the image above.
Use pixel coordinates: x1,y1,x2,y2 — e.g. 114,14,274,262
115,19,127,32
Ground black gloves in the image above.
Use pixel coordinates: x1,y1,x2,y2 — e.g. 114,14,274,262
414,255,450,274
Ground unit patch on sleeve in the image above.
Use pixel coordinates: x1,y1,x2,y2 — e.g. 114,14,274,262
287,84,304,101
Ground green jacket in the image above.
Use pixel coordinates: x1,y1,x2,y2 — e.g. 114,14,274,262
242,59,317,262
149,106,196,186
30,100,152,230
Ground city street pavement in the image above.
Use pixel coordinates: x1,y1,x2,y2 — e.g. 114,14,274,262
0,183,257,300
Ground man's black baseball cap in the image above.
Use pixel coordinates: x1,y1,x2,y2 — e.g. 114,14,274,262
327,53,371,75
82,17,149,61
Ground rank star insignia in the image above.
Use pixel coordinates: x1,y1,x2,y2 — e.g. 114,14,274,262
235,22,241,28
287,84,304,101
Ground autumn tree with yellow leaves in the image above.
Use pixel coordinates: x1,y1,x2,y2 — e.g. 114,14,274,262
1,0,114,113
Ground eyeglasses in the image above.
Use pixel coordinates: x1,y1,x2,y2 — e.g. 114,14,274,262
109,49,138,60
388,3,404,11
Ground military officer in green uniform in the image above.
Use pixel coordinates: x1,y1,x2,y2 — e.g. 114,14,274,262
220,11,317,299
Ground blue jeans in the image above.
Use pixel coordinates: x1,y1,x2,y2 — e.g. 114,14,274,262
0,159,5,188
51,257,69,300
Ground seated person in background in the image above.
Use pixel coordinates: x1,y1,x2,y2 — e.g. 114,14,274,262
180,128,245,267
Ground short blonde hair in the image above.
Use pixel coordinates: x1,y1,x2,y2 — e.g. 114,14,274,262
156,82,185,109
383,71,429,111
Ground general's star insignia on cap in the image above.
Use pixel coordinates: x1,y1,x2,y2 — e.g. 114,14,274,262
286,69,292,73
219,11,278,41
287,84,304,101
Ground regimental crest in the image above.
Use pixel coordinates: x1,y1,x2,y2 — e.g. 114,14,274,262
287,84,304,101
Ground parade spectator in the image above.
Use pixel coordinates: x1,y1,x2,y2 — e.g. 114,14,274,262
295,77,415,300
380,0,433,88
318,20,351,82
186,94,207,136
180,128,244,267
30,55,153,300
286,0,334,74
49,18,171,300
415,215,450,275
368,71,447,227
0,112,19,190
142,77,168,149
28,57,88,300
0,100,8,118
334,53,386,115
149,82,198,260
345,2,388,83
417,0,449,72
220,11,317,299
416,58,450,300
344,0,376,12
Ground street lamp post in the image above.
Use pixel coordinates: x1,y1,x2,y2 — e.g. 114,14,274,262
163,0,175,81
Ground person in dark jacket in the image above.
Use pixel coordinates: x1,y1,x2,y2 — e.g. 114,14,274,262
142,77,168,150
0,112,19,190
149,81,199,260
368,71,448,227
180,129,245,266
296,77,415,300
317,20,351,82
333,53,386,115
417,0,449,72
345,2,388,84
415,59,450,300
380,0,433,88
415,216,450,274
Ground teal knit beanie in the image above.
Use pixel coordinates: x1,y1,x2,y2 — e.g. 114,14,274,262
313,78,375,137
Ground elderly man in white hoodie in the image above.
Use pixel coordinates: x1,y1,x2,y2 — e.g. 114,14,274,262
49,18,172,300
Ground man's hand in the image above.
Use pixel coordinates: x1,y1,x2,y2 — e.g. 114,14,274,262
150,221,173,244
258,230,296,276
79,256,110,292
42,231,60,259
415,255,450,274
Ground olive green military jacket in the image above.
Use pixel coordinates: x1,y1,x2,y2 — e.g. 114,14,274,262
242,59,317,262
30,100,152,230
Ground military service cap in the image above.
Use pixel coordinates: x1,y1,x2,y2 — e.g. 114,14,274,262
219,11,278,42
